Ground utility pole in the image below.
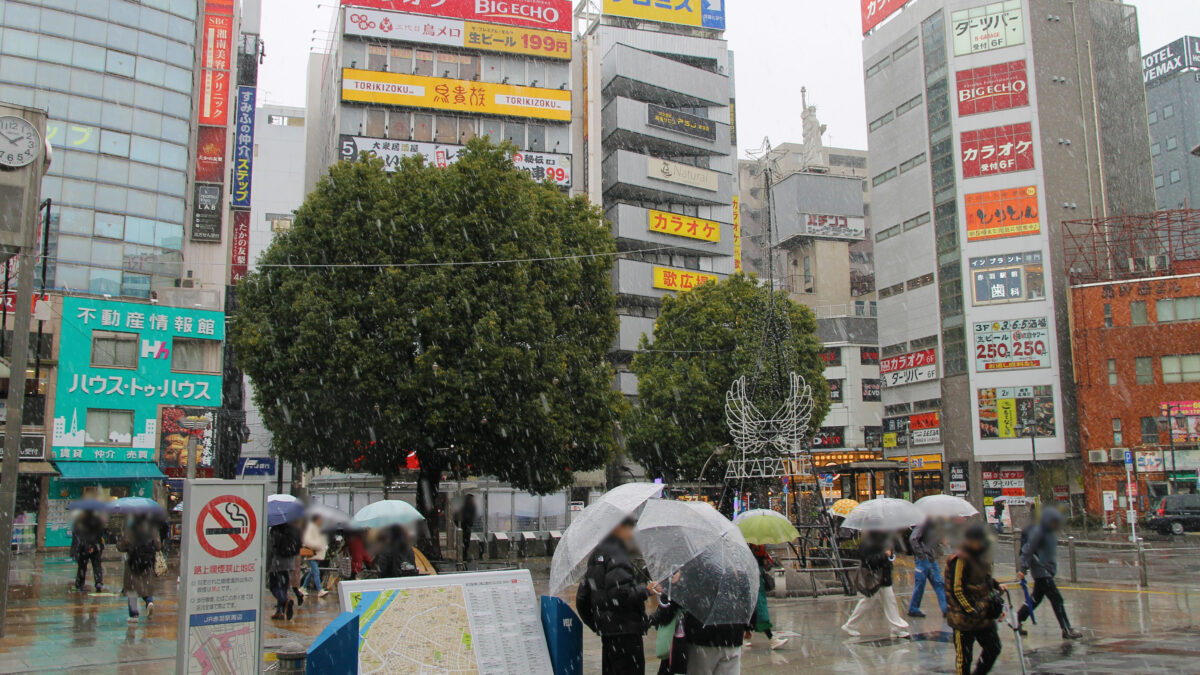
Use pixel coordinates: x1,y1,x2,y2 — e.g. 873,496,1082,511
1162,404,1180,495
905,417,914,499
1028,425,1040,507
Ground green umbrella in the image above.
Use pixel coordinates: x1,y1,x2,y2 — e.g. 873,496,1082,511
733,509,799,545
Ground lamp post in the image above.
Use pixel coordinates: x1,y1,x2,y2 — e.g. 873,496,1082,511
696,444,728,495
1159,404,1187,495
1026,424,1040,507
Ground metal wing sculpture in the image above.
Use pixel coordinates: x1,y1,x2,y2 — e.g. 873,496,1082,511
725,372,815,457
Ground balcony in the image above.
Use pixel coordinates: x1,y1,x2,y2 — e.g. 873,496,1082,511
600,43,729,108
606,203,733,256
602,149,732,206
602,97,730,157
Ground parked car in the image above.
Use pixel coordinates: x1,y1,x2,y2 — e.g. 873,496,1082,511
1147,494,1200,535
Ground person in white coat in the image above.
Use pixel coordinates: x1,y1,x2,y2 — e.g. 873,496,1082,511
300,515,329,598
841,531,910,639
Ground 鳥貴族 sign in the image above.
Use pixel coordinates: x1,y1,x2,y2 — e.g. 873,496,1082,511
965,186,1039,241
52,297,224,463
973,317,1050,372
604,0,725,30
339,0,573,32
880,348,938,387
960,123,1034,178
344,7,571,59
339,135,571,187
861,0,907,34
956,60,1029,116
342,69,570,122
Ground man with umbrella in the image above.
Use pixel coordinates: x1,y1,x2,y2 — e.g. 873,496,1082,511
1017,507,1082,639
576,517,655,674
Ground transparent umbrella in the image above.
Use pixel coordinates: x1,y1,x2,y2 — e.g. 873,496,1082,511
634,500,758,627
914,494,979,519
307,503,353,531
841,498,925,531
351,499,424,529
549,482,663,596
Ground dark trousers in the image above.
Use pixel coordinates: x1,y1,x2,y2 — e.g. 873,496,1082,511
462,527,472,561
1018,576,1070,630
954,624,1001,675
601,634,644,675
268,571,290,611
75,549,103,589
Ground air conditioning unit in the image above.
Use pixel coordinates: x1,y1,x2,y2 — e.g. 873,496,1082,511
1088,450,1109,464
1109,447,1127,462
1151,254,1169,271
1128,257,1148,272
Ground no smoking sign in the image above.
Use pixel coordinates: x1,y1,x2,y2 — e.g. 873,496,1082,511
196,495,257,559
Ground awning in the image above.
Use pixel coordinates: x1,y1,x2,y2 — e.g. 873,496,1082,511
0,461,58,476
53,461,167,482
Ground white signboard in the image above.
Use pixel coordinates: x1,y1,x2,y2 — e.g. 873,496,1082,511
647,157,720,192
339,570,553,674
911,427,941,446
340,135,571,187
346,8,464,47
177,480,268,675
972,316,1051,372
880,348,939,388
951,1,1025,56
796,214,866,241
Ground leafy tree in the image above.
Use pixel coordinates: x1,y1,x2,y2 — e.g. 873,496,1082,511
624,274,830,484
230,141,626,555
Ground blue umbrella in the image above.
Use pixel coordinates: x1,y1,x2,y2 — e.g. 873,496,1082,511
351,500,425,529
267,494,306,527
67,499,111,512
1020,577,1037,625
111,497,166,517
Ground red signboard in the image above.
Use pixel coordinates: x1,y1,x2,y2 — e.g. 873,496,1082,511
956,60,1029,116
880,348,939,387
194,126,226,183
909,412,941,430
341,0,573,33
205,0,234,15
960,123,1034,178
199,69,230,125
861,0,908,35
202,13,233,70
231,210,250,282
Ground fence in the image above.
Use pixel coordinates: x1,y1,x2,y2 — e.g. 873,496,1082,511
995,530,1200,587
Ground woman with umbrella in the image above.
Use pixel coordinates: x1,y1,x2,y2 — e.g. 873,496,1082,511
839,498,925,639
733,509,796,650
112,498,166,623
266,495,305,620
351,500,425,579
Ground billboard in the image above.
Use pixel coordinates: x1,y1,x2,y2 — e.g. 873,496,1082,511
1161,401,1200,443
795,214,866,241
647,157,720,192
862,379,882,402
880,348,938,387
951,1,1025,56
956,60,1029,116
732,196,742,271
961,123,1034,178
339,0,572,32
648,209,720,243
191,184,223,242
344,7,571,59
969,250,1046,306
647,104,717,141
652,266,718,293
342,69,571,121
910,412,941,446
964,185,1039,241
231,211,250,282
978,385,1055,439
811,427,846,450
340,135,571,187
231,86,255,210
861,0,908,35
972,316,1050,372
1143,37,1200,86
603,0,725,30
194,126,226,183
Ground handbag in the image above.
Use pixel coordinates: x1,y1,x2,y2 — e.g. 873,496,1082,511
299,546,315,558
761,567,776,593
655,610,681,660
853,564,884,597
154,551,168,577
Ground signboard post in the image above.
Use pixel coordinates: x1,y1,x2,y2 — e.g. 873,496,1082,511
1124,450,1138,543
177,479,268,674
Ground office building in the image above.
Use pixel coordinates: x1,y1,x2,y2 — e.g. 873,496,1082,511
1143,36,1200,210
862,0,1155,512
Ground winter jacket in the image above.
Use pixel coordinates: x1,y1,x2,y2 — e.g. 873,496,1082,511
117,520,161,598
909,522,939,562
945,552,1001,632
374,526,419,578
302,520,328,562
71,512,106,560
648,598,742,650
348,534,371,575
1020,508,1062,579
267,523,301,574
575,535,649,636
859,534,894,587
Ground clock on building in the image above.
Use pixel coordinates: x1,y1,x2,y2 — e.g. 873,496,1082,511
0,115,41,168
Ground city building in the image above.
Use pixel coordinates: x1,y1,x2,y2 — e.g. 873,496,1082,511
576,0,736,400
1066,209,1200,521
862,0,1156,515
1143,36,1200,210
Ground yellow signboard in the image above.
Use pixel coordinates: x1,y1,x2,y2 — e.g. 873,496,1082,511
883,432,898,449
997,398,1017,438
603,0,725,29
341,68,571,122
732,196,741,271
652,266,718,292
648,209,720,243
465,21,571,59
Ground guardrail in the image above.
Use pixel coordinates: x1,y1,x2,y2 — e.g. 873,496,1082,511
997,530,1200,588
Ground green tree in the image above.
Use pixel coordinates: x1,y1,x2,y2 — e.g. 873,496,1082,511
230,141,625,554
624,274,830,484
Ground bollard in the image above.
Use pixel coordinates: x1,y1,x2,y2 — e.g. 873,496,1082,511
1068,536,1077,583
1013,528,1022,574
275,641,307,674
1136,537,1148,587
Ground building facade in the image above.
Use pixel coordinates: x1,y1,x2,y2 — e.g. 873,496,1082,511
1144,36,1200,210
862,0,1156,516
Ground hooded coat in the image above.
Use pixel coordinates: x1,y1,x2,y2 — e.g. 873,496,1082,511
1020,507,1062,579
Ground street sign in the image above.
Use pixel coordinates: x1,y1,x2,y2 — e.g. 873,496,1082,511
177,479,268,675
1124,449,1133,467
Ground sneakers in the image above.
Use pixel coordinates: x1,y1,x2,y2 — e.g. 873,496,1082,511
1063,628,1083,640
126,616,138,624
294,588,305,606
891,631,910,639
317,590,329,598
146,602,155,618
742,640,753,648
907,610,927,618
769,637,790,650
285,599,294,620
841,624,861,637
271,611,285,620
1017,626,1028,637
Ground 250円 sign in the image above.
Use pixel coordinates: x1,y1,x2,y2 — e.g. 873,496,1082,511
973,317,1050,372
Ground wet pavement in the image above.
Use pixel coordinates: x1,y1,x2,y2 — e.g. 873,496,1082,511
2,550,1199,673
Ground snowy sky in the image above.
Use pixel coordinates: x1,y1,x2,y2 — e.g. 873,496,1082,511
257,0,1200,156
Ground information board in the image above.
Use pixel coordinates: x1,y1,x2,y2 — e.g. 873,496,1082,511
177,479,268,675
339,570,554,675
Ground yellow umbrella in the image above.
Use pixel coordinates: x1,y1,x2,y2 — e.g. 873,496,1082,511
829,498,859,517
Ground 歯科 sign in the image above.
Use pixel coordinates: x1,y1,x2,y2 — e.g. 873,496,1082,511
344,7,571,59
652,266,718,293
880,348,938,388
340,0,572,32
957,60,1029,117
647,157,720,192
970,250,1046,306
973,317,1050,371
648,209,720,243
192,183,222,242
647,104,717,141
961,123,1034,178
965,186,1039,241
1144,36,1200,87
341,69,571,122
339,135,571,187
177,480,267,674
604,0,725,30
951,1,1025,56
861,0,908,34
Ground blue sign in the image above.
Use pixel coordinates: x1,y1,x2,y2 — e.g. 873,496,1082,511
232,86,256,209
1125,449,1134,467
701,0,725,30
237,457,277,476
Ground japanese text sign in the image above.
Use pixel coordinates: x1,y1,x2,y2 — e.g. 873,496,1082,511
861,0,907,34
973,317,1050,372
340,135,571,186
970,250,1045,306
232,87,255,209
194,127,226,184
965,185,1039,241
978,386,1055,439
951,1,1025,56
345,7,571,59
956,60,1029,116
648,209,720,243
961,123,1034,178
231,211,250,282
797,214,866,241
342,68,570,121
52,297,224,463
45,120,99,152
647,104,717,141
910,412,941,447
339,0,573,33
604,0,725,30
812,427,845,449
202,13,233,70
192,183,223,242
647,157,720,191
880,348,938,387
652,266,718,293
732,196,741,272
200,69,230,125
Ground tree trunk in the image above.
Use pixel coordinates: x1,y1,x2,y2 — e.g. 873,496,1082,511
416,459,443,561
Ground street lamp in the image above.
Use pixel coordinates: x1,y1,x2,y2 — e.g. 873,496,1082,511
1159,404,1187,495
1025,423,1040,507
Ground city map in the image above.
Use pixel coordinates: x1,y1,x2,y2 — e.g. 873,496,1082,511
187,622,255,675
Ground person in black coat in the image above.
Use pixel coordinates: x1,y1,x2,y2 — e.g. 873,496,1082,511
575,518,654,675
71,510,107,592
456,495,478,561
374,525,420,578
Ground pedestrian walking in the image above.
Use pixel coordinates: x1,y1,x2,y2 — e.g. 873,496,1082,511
907,519,948,618
374,524,420,578
346,530,371,579
648,579,745,675
744,544,788,650
1017,507,1083,639
117,514,161,623
266,519,302,620
992,500,1006,534
456,494,478,561
575,518,654,675
841,531,910,638
300,515,329,598
946,524,1004,675
71,509,106,593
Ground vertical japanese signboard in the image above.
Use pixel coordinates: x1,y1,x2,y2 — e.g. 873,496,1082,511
178,479,267,675
231,87,255,210
199,0,234,126
732,196,742,272
231,211,250,282
194,127,226,183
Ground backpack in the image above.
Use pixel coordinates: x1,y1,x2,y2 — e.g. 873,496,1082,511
128,536,157,574
274,526,302,558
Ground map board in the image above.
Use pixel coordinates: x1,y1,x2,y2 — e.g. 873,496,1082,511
176,479,268,674
338,570,554,674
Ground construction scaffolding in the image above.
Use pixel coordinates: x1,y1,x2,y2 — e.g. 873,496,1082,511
1064,208,1200,285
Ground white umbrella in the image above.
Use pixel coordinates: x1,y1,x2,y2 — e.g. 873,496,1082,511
842,497,925,531
634,500,758,626
549,482,664,596
914,494,979,519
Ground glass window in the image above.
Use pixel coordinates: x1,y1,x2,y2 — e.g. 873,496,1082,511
1156,174,1165,189
138,31,167,60
504,122,525,147
135,56,165,85
459,118,477,143
133,83,164,110
1151,143,1161,156
1135,356,1154,385
103,75,135,106
364,109,385,137
387,111,410,140
130,136,160,164
94,212,125,239
155,222,183,249
125,217,155,245
459,54,480,82
545,124,567,153
72,42,106,71
100,130,130,157
1167,137,1179,151
1170,169,1181,184
166,15,192,43
57,235,92,263
1148,111,1158,124
56,264,89,289
414,50,434,76
1141,417,1159,445
85,409,134,445
1164,104,1175,119
157,196,184,223
58,207,93,235
125,189,155,217
102,103,134,132
527,124,546,152
1160,298,1176,322
91,330,138,368
122,273,151,298
480,118,502,142
1112,418,1122,446
139,6,169,36
412,113,433,142
389,47,413,74
89,267,122,295
165,41,192,68
1107,358,1117,386
160,142,186,170
162,64,191,92
1,29,40,58
435,116,456,143
1130,301,1148,326
63,151,99,180
158,168,185,196
161,91,189,118
129,163,157,191
61,179,96,207
37,35,73,66
436,52,459,79
1103,303,1112,327
91,239,123,267
96,185,126,212
105,49,135,77
172,338,221,373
